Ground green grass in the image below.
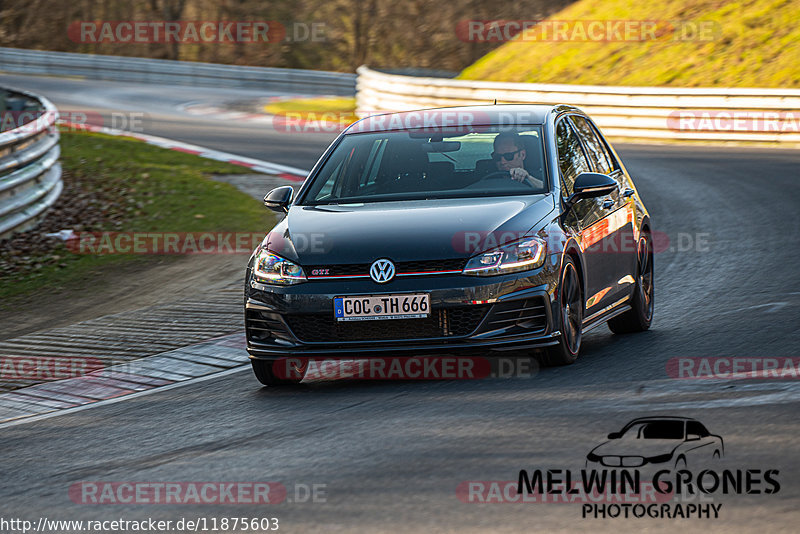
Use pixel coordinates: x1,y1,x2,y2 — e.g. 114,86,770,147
58,131,271,232
264,97,358,124
0,130,275,300
459,0,800,88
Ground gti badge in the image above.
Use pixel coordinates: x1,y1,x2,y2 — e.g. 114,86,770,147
369,259,395,283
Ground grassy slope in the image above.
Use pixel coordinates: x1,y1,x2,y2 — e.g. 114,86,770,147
0,130,274,300
459,0,800,87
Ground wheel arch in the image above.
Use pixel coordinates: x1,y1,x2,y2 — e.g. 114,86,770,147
638,215,652,241
561,239,586,308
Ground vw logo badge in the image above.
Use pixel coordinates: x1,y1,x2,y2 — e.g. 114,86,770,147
370,259,395,283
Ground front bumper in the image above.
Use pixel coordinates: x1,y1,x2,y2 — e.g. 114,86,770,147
245,265,560,360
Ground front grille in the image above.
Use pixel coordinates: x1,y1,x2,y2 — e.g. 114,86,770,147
306,263,370,277
482,298,548,333
305,258,465,278
395,258,465,273
284,306,489,342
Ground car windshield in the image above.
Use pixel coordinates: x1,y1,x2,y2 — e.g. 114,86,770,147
300,126,547,205
622,421,685,440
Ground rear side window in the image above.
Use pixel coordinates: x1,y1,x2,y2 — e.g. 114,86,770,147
687,421,710,437
555,119,591,197
571,116,613,174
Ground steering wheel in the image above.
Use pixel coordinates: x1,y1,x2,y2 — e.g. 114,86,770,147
477,170,512,182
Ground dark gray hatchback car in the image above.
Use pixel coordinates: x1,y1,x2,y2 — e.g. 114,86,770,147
245,105,653,385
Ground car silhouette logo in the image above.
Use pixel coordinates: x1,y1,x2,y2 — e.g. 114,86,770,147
370,259,395,283
586,416,724,471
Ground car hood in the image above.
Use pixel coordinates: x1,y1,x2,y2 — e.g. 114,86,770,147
263,195,555,265
590,437,682,458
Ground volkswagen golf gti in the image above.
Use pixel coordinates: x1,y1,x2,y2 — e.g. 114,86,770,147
244,105,653,385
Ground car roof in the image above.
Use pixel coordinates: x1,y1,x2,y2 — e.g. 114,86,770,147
342,104,581,134
625,416,699,424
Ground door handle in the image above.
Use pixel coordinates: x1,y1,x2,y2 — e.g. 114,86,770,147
602,199,614,209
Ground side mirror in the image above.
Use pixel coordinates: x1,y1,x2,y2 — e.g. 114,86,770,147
607,432,622,440
263,186,294,213
567,173,617,204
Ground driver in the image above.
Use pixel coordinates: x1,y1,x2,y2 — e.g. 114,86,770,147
491,132,542,188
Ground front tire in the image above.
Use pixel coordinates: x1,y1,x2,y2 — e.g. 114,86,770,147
251,359,307,386
539,256,582,366
608,232,654,334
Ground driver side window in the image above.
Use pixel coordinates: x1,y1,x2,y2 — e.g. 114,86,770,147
555,119,591,198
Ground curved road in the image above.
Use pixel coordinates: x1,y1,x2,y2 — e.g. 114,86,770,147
1,74,799,532
0,73,338,170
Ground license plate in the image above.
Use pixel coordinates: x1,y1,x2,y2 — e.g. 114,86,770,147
334,294,430,321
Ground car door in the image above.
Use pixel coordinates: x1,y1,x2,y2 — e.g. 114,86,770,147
554,117,610,317
570,115,636,308
588,119,639,289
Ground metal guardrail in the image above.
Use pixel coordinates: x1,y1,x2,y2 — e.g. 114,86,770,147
356,66,800,145
0,47,356,96
0,88,62,239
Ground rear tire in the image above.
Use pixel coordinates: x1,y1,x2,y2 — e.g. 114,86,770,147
539,256,582,367
251,359,307,386
608,232,654,334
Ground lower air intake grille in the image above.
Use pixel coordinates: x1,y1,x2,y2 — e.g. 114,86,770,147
482,298,548,332
284,306,489,342
246,309,291,343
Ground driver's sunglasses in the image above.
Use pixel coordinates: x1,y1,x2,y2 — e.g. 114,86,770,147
491,149,522,162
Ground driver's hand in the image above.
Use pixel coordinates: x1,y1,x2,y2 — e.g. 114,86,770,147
509,167,532,183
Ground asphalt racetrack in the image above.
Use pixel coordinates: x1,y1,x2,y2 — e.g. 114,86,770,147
1,73,799,533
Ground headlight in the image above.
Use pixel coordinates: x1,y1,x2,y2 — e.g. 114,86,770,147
253,248,306,285
586,452,601,462
462,237,546,276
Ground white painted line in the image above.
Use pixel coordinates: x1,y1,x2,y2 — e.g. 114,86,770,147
629,388,800,410
0,365,250,429
717,302,791,315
